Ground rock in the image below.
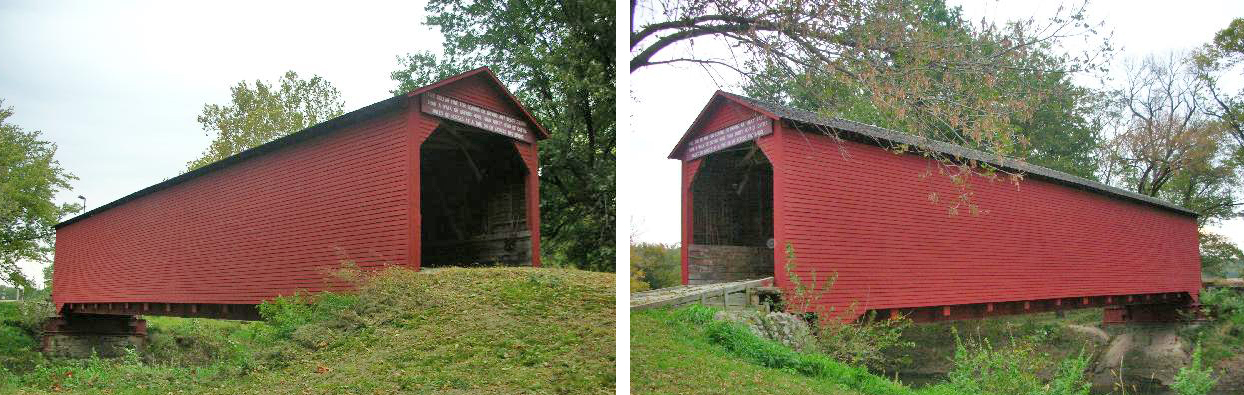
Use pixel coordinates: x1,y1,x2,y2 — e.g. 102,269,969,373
1091,326,1190,393
1212,354,1244,395
1065,324,1110,345
714,310,814,351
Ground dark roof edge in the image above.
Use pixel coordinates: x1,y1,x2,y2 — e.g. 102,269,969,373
717,92,1198,218
55,94,407,229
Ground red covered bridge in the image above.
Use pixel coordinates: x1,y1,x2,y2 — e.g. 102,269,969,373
50,67,546,323
671,91,1201,323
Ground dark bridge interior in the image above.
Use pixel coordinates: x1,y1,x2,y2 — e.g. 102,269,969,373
689,142,775,284
420,124,530,267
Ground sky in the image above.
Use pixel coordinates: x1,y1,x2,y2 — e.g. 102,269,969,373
1,1,446,285
627,1,1244,247
3,1,1243,286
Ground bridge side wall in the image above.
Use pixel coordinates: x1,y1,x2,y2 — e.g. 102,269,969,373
53,107,418,310
767,122,1202,319
52,74,542,313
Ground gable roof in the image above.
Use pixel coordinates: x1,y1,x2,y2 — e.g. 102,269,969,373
56,67,546,229
671,90,1197,218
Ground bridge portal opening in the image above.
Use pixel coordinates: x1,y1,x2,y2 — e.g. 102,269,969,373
420,125,530,267
689,142,774,285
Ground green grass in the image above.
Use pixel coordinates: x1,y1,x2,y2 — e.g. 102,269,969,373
631,307,862,395
0,267,615,394
892,309,1104,376
632,306,1096,395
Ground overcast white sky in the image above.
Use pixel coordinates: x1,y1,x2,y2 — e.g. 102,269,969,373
628,1,1244,249
1,1,445,285
4,1,1244,286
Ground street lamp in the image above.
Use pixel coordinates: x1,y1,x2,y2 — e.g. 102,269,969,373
77,195,86,213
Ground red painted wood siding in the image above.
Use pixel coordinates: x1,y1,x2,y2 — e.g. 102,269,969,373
516,141,542,267
53,73,543,311
432,74,531,123
53,110,414,308
679,96,1201,319
770,124,1200,318
680,159,701,285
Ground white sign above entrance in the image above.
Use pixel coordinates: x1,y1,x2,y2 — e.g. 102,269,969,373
421,92,534,142
684,115,773,160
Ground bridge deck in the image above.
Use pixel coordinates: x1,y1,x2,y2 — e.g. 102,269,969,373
631,277,774,310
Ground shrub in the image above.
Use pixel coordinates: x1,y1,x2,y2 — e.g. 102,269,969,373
675,304,718,325
630,242,681,290
1171,344,1216,395
780,243,914,371
1191,287,1244,364
14,293,54,336
1040,350,1092,395
255,293,316,340
814,311,914,371
703,318,912,395
934,330,1091,395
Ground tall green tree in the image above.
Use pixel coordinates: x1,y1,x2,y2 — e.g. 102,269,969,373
397,0,615,271
188,71,344,171
0,100,79,288
1195,17,1244,154
1101,54,1241,226
741,47,1106,180
636,0,1113,213
1200,231,1244,278
390,51,469,95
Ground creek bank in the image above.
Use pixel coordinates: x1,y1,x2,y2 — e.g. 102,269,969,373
892,318,1244,394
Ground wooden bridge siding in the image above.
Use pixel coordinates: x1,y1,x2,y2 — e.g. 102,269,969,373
52,73,545,313
514,140,542,267
680,159,700,285
53,109,414,310
432,74,532,130
769,124,1202,318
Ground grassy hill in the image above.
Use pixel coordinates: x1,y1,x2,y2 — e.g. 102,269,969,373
631,308,861,395
631,306,1103,395
0,267,615,394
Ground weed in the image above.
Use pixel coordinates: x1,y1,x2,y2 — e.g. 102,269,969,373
817,310,915,371
675,304,718,325
1171,344,1216,395
703,318,912,395
932,329,1090,395
1192,287,1244,364
777,243,914,371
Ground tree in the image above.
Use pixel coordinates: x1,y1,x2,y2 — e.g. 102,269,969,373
389,51,468,95
0,100,79,289
188,71,344,171
1200,231,1244,278
41,262,53,290
738,2,1107,180
634,0,1113,212
1194,18,1244,152
630,242,681,290
1104,55,1230,198
1157,142,1242,226
402,0,616,271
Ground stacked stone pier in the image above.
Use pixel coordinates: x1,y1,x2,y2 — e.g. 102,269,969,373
41,314,146,358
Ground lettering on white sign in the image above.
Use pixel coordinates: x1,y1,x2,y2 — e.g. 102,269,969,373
684,116,773,160
421,93,534,142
